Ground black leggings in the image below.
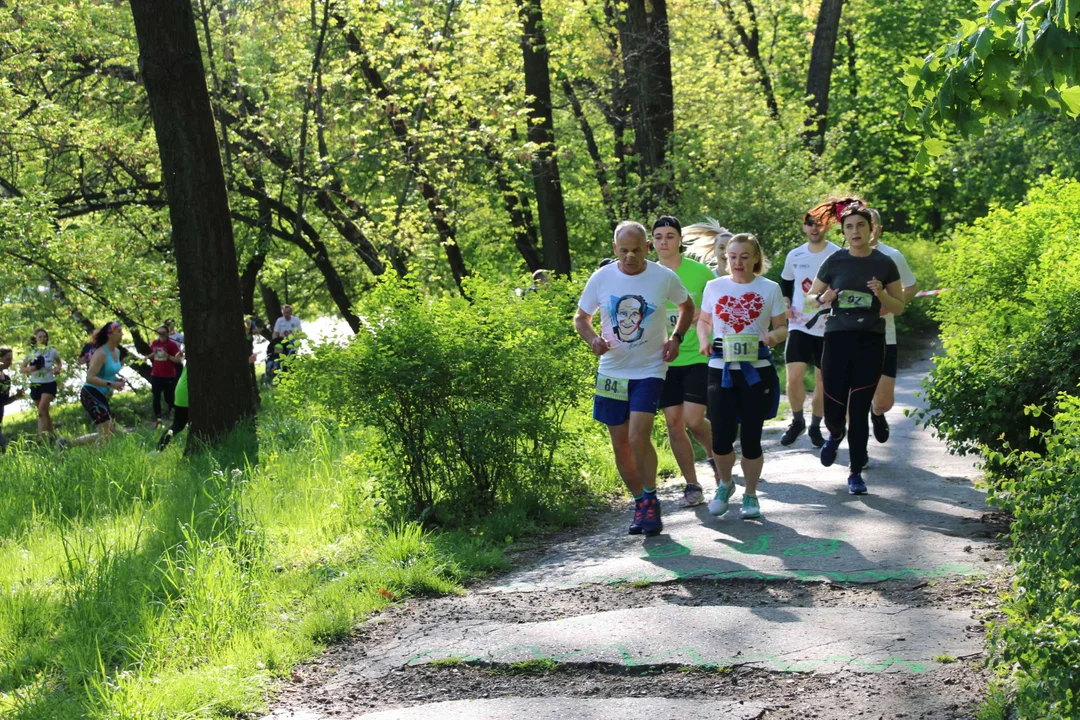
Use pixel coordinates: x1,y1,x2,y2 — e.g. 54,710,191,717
157,406,189,450
151,376,176,418
708,365,777,460
821,331,885,471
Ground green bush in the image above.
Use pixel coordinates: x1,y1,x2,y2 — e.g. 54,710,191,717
917,178,1080,460
277,275,594,521
985,394,1080,719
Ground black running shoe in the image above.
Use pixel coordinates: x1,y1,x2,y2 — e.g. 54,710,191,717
820,434,842,467
808,423,825,448
871,412,890,443
780,418,806,446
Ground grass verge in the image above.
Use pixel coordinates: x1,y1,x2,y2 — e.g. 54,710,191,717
0,396,628,719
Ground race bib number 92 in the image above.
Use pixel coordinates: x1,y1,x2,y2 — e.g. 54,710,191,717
837,290,873,310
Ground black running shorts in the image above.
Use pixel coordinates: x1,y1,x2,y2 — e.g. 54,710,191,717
659,363,709,409
784,330,825,368
882,344,898,379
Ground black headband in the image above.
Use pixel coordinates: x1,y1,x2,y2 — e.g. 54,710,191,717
651,216,681,234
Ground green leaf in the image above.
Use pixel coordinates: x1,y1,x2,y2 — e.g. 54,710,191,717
987,0,1012,25
924,137,950,156
1058,84,1080,115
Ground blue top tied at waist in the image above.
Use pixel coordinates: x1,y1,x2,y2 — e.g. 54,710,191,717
710,338,781,420
711,338,772,387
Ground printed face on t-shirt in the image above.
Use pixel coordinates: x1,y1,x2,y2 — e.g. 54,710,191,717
612,294,649,343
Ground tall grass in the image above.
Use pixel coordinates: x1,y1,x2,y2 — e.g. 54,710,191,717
0,392,630,719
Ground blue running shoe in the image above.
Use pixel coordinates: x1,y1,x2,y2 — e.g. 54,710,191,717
820,434,842,467
641,493,663,536
628,499,644,535
848,472,868,495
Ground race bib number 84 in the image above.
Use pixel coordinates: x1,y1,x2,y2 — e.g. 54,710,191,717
837,290,873,309
595,373,629,401
723,333,758,363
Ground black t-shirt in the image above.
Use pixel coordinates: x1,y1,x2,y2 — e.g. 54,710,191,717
816,248,901,334
0,369,10,423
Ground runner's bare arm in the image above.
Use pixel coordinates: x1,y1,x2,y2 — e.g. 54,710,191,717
903,281,919,303
764,314,788,348
697,309,712,357
804,279,836,309
573,308,610,356
874,278,905,316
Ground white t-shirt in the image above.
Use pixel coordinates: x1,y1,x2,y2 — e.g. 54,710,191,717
701,275,786,370
169,331,185,348
274,316,303,336
27,347,61,384
578,261,689,380
781,241,840,337
876,242,917,345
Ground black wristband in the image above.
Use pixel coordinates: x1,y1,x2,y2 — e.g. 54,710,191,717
672,331,684,342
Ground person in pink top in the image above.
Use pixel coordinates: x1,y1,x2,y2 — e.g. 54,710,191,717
145,323,183,424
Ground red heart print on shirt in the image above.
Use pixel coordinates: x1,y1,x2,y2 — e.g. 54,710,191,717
715,292,764,333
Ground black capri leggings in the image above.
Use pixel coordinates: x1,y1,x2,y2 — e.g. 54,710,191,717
708,364,778,460
821,330,885,472
150,375,176,418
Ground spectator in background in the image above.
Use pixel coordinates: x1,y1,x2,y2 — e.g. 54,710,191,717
21,328,62,440
0,347,26,452
145,323,183,425
166,319,184,378
273,304,302,340
273,305,302,366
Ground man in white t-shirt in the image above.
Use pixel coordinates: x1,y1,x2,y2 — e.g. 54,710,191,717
779,213,840,448
273,305,302,343
574,221,694,537
868,209,918,444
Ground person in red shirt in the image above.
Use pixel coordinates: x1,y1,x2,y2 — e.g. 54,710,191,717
145,324,183,424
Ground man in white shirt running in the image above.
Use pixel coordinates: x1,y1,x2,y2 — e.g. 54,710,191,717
273,305,303,340
574,221,695,537
779,212,840,448
867,209,918,443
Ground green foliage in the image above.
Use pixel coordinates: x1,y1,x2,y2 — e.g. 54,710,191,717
276,275,594,520
985,392,1080,719
0,407,524,719
906,0,1080,142
916,178,1080,459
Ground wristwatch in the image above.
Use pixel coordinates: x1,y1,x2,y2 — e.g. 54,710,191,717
672,331,684,342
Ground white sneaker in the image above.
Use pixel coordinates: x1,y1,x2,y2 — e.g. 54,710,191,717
679,485,705,508
740,495,762,520
708,482,736,516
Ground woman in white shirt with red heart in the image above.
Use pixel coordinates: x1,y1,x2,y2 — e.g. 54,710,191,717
697,233,788,520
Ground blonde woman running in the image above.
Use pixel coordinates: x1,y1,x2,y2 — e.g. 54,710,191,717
698,234,787,520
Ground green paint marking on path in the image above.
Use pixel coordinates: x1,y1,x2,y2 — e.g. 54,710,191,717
643,541,692,558
782,538,840,557
405,644,929,674
591,564,978,588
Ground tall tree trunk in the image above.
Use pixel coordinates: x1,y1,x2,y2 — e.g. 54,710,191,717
517,0,571,276
718,0,780,120
804,0,845,154
561,78,618,231
617,0,676,214
128,0,256,444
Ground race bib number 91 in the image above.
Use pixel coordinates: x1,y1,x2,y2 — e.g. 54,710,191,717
723,333,758,363
595,373,629,401
837,290,873,310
